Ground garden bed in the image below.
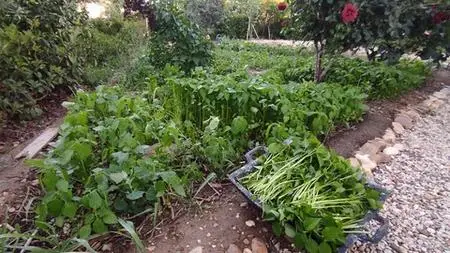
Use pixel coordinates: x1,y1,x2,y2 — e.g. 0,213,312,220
0,39,445,253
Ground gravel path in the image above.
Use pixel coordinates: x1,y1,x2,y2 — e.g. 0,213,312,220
370,99,450,253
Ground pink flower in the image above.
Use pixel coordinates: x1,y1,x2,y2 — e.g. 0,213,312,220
341,3,359,24
277,2,288,11
433,11,449,24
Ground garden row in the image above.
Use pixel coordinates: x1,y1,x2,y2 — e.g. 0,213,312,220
1,0,448,120
2,39,431,252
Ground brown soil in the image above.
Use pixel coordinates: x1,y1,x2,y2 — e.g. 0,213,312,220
0,88,69,152
325,69,448,158
0,89,68,221
147,185,292,253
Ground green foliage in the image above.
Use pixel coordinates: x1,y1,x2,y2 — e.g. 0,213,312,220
217,15,249,39
149,6,213,73
323,58,431,98
214,41,431,99
0,0,85,119
185,0,225,35
242,129,381,252
30,86,194,239
74,18,148,86
11,40,431,251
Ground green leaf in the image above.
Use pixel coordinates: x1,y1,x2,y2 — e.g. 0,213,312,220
72,142,92,162
55,216,64,227
304,217,321,231
88,191,102,209
145,188,157,202
36,203,48,220
205,116,220,131
112,152,129,164
231,116,248,134
268,142,283,154
126,191,144,200
24,159,46,169
319,242,332,253
103,210,118,224
305,237,319,253
284,223,296,238
368,198,378,209
118,219,145,253
92,218,108,234
294,232,307,248
79,225,91,239
155,180,166,197
159,171,185,197
322,226,344,242
114,198,128,211
62,202,78,218
109,171,128,184
56,180,69,192
47,199,64,216
42,170,58,191
66,111,88,126
60,150,74,165
272,222,282,237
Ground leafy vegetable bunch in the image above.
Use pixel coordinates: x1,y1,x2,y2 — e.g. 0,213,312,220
29,86,191,239
242,126,382,252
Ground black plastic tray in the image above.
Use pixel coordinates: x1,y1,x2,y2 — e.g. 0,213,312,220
228,146,390,253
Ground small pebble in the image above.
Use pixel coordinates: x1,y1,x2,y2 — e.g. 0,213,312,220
245,220,255,227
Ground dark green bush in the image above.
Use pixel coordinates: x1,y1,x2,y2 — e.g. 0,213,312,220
0,0,85,119
217,15,249,39
148,7,213,73
324,58,431,99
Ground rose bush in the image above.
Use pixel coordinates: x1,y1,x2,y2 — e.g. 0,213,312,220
341,3,359,24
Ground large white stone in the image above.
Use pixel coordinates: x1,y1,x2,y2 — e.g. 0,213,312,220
383,128,396,143
355,153,377,174
392,122,405,135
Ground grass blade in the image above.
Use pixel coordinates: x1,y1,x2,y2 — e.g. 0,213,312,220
118,218,145,253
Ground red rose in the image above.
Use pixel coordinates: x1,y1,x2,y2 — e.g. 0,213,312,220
341,3,359,24
433,11,449,24
277,2,288,11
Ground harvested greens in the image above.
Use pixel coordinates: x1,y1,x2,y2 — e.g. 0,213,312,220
241,137,382,253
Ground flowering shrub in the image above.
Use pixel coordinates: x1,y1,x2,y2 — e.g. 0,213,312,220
432,11,449,24
341,3,359,24
286,0,450,80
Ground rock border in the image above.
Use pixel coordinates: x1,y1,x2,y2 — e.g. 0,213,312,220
349,86,450,178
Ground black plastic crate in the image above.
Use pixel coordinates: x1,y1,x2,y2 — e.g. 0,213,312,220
228,146,390,253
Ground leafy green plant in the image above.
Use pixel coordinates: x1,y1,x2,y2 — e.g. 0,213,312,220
0,0,86,119
74,18,148,86
149,5,213,73
185,0,225,35
9,39,432,251
28,86,189,240
242,128,382,252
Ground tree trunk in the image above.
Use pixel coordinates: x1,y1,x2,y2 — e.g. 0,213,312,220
247,17,252,40
314,40,325,83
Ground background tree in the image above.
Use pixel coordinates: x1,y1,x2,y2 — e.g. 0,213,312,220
185,0,225,36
